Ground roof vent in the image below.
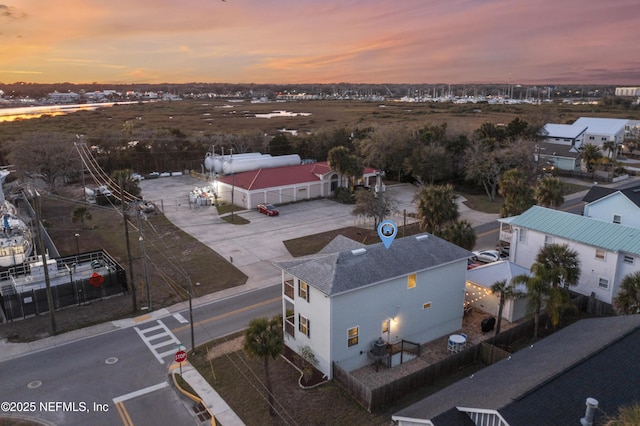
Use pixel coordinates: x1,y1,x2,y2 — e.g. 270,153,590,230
351,248,367,256
415,235,429,241
580,398,599,426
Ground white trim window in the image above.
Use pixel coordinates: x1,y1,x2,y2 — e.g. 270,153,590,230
544,235,553,246
347,326,359,347
598,277,609,289
624,255,635,264
613,214,622,224
298,281,309,302
595,249,606,260
518,229,527,243
298,314,310,337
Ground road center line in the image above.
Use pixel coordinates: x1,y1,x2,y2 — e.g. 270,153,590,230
171,296,281,333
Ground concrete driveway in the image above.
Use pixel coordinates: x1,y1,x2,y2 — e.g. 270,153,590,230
140,175,420,288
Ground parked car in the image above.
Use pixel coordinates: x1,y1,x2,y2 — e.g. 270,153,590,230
159,172,171,177
131,173,144,181
467,259,480,270
471,249,502,263
257,203,279,216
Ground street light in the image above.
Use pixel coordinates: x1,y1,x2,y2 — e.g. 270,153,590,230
74,233,80,259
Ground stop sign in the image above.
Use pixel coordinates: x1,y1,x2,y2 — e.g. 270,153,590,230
174,350,187,363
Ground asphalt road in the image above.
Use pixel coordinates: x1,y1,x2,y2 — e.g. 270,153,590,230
0,284,281,425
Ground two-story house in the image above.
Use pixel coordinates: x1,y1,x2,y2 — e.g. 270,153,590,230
504,206,640,304
582,185,640,228
274,233,471,379
573,117,629,150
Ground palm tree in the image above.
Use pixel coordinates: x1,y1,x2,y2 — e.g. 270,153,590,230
512,263,549,340
442,220,476,250
415,184,459,235
613,271,640,314
532,244,580,329
498,168,535,217
535,244,581,289
243,316,284,416
534,177,565,209
580,143,602,173
490,279,521,335
604,403,640,426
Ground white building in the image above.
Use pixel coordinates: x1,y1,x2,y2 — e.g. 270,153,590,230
615,87,640,97
572,117,628,149
214,161,378,209
466,261,530,323
504,206,640,304
274,234,471,379
582,185,640,228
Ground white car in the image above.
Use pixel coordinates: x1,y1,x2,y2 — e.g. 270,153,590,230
471,250,502,263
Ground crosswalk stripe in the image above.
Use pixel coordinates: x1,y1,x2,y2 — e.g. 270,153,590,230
134,320,182,364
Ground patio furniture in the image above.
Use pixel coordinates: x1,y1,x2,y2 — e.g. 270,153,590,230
448,334,467,353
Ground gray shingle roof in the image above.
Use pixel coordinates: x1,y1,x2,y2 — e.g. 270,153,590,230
509,206,640,255
393,315,640,424
274,233,472,296
582,184,640,207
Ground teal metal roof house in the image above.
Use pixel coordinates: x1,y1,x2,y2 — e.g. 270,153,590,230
505,206,640,304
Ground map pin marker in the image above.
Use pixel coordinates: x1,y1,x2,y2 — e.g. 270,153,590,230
377,220,397,249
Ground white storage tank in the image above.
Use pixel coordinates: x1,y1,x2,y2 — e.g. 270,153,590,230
222,154,301,175
205,152,265,173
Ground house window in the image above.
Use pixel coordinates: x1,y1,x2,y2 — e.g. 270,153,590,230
624,255,635,264
423,302,432,310
601,137,607,142
544,235,553,246
613,214,621,224
298,281,309,302
598,277,609,289
298,314,310,337
519,229,527,243
347,326,359,347
407,274,416,289
589,136,595,140
595,249,606,260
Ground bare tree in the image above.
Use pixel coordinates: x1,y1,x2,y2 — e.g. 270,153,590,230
7,132,79,190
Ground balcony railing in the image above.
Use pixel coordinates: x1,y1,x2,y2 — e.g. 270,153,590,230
284,278,294,299
285,316,295,337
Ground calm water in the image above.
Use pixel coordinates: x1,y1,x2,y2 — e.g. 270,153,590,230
0,102,139,123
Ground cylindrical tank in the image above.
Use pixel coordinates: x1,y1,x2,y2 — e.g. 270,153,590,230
222,154,301,175
204,152,264,173
204,153,216,172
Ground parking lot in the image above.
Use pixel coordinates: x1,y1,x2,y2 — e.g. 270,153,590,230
139,175,421,288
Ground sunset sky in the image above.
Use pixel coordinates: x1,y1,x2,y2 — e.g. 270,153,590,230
1,0,638,85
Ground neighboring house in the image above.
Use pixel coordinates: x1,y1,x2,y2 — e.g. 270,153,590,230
213,161,378,209
582,185,640,228
504,206,640,304
274,233,471,379
392,315,640,425
540,123,587,148
572,117,629,149
466,261,530,323
536,141,581,171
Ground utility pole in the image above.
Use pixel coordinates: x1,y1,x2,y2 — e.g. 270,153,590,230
137,210,151,310
187,275,195,354
120,179,137,312
230,148,235,224
34,190,56,335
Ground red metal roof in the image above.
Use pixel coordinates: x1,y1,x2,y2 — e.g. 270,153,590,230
216,161,377,190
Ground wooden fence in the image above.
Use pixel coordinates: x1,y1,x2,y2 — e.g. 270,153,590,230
333,319,535,412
